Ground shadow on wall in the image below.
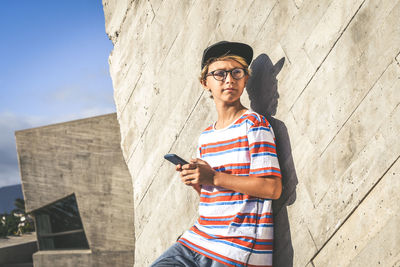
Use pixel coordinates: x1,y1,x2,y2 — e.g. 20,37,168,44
247,54,298,267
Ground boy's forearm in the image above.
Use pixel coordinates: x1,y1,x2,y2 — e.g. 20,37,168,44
213,171,282,199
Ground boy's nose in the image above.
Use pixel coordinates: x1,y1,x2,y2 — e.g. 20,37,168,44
224,72,235,83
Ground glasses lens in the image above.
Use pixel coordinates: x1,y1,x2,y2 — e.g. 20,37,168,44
232,68,245,79
213,70,226,81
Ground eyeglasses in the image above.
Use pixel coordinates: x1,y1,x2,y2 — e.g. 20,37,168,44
206,68,247,81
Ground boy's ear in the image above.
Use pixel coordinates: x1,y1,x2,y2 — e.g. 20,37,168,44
200,79,207,88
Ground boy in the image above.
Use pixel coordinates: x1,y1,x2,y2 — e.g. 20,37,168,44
151,41,282,267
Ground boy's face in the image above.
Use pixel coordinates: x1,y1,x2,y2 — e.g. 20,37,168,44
202,59,248,105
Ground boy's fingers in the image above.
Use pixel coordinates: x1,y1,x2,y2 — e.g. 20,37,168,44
182,176,194,184
182,163,197,170
195,158,207,165
181,169,196,177
176,164,182,171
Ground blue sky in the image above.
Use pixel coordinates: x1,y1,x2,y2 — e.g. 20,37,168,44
0,1,115,187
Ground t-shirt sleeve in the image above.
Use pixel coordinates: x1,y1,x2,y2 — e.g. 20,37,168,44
247,116,281,178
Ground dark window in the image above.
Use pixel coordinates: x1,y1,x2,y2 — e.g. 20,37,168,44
33,194,89,250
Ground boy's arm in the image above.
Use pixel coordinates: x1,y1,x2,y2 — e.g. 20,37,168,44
180,159,282,199
213,171,281,199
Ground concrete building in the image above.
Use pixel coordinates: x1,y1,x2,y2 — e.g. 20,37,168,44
0,233,37,267
103,0,400,266
15,113,134,266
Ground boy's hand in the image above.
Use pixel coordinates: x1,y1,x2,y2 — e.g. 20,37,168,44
180,158,216,186
175,163,196,172
176,162,202,194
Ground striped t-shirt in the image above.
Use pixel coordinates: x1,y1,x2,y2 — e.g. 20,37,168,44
178,110,281,267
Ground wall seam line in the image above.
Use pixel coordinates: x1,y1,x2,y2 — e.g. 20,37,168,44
252,0,278,40
148,0,156,23
135,91,205,209
167,91,205,152
317,59,393,158
108,0,135,44
119,69,143,116
289,0,367,112
307,226,318,250
158,33,180,71
134,92,205,238
309,154,400,262
395,51,400,66
126,110,156,164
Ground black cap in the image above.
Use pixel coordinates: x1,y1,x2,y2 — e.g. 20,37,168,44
201,41,253,70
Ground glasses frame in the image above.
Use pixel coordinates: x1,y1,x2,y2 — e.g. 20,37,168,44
205,68,247,81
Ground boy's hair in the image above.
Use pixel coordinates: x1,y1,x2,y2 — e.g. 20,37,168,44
199,54,252,83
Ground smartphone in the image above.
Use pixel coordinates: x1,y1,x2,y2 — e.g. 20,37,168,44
164,154,189,165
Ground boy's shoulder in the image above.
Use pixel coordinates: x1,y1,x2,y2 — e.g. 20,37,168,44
241,110,270,127
201,124,214,134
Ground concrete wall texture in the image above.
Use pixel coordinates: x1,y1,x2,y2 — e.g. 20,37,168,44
15,114,135,266
103,0,400,266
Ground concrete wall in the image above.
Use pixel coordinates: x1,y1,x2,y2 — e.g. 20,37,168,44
103,0,400,266
15,113,134,267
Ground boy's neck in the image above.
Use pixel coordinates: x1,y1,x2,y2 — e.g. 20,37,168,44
215,102,247,129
